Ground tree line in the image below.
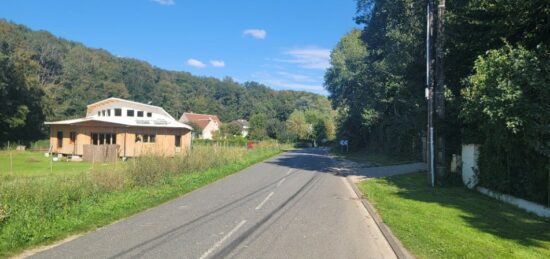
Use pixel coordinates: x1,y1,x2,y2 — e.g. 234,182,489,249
0,20,334,145
325,0,549,203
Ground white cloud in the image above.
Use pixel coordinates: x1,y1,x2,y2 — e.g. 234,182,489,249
251,71,326,95
276,47,331,70
210,60,225,67
243,29,267,39
152,0,175,5
186,58,206,68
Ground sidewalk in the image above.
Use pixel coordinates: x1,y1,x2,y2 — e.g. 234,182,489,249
332,159,426,183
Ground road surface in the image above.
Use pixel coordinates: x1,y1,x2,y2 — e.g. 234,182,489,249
31,149,396,259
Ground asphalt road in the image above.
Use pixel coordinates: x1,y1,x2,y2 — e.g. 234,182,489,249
31,149,396,259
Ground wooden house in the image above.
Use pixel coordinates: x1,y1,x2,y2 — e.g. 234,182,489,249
179,113,222,140
45,98,193,158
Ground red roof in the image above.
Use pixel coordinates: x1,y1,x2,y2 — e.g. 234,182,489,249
179,113,222,130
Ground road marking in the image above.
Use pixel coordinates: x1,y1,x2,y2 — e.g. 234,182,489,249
199,220,247,259
255,192,274,210
276,178,286,187
286,169,292,175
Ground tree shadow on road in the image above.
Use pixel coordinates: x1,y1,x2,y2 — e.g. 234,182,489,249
265,148,339,175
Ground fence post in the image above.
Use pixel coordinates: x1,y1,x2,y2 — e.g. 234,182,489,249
8,141,13,175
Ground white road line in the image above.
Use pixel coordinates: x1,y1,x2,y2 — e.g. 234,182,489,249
255,192,275,210
276,178,286,187
198,220,247,259
286,169,292,175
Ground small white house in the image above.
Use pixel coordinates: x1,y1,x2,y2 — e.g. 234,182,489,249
179,113,222,140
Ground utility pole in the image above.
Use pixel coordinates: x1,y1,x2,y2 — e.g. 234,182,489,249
426,0,435,187
435,0,446,184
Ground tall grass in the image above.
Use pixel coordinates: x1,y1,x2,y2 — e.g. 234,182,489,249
0,142,288,257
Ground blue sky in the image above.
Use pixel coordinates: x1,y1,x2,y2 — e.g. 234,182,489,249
0,0,358,95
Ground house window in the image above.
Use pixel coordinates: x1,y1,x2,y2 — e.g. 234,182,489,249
92,133,117,145
92,133,99,145
175,135,181,147
107,133,116,144
70,132,76,144
135,134,155,143
127,109,134,117
57,131,63,148
97,111,101,117
102,110,106,116
114,108,122,116
137,111,144,117
147,112,152,117
107,109,111,116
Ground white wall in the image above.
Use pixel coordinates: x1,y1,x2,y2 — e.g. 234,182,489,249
461,144,479,189
477,187,550,218
462,144,549,218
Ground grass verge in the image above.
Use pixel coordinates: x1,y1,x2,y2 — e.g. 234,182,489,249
0,144,287,258
332,148,417,166
358,172,550,259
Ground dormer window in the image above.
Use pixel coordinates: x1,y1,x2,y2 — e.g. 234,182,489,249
114,108,122,116
147,112,152,117
127,109,134,117
137,111,144,117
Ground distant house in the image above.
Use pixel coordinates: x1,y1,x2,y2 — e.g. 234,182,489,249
45,98,193,158
232,119,250,137
179,113,222,140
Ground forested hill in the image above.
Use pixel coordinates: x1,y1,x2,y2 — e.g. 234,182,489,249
0,20,330,143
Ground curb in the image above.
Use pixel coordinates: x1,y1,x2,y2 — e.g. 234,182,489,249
346,176,415,259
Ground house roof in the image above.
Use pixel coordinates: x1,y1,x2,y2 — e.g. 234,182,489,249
86,97,174,119
191,119,214,131
179,113,222,129
46,98,193,130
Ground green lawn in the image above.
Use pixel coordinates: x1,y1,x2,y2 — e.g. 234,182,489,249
333,149,417,166
358,172,550,259
0,151,98,176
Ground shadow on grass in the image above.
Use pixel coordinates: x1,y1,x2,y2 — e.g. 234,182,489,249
383,172,550,248
332,148,419,166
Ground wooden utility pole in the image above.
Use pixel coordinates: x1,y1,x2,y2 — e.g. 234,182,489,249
427,0,445,186
435,0,446,184
426,0,435,186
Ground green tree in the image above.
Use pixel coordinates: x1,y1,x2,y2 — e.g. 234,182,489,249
286,111,310,141
220,121,243,137
249,113,268,140
461,44,549,203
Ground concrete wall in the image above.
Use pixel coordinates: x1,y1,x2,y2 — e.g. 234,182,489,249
461,144,480,189
462,144,549,217
477,187,550,218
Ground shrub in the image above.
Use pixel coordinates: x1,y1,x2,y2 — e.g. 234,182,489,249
461,44,549,204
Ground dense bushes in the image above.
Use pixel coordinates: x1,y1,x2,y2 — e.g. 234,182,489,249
461,45,549,204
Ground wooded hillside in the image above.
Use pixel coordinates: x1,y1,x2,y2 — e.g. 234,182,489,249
0,20,331,144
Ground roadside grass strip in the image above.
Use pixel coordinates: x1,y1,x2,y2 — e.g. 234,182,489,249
0,144,288,258
358,172,550,259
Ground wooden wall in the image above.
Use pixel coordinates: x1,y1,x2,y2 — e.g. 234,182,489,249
49,122,191,157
